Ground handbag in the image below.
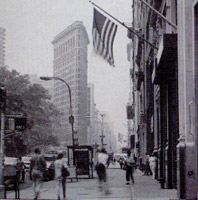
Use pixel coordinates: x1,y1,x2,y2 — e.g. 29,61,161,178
61,166,70,177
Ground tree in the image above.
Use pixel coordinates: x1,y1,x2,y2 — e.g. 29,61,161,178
0,67,61,155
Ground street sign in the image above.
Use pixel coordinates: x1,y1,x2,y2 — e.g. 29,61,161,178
4,116,27,132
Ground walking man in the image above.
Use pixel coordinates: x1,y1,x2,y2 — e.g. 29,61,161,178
95,149,111,194
125,150,135,185
54,153,68,200
30,148,46,200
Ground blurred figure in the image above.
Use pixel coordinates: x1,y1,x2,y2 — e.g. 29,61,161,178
95,149,111,194
54,153,68,200
119,158,124,169
30,148,46,200
149,153,157,179
143,153,151,176
16,156,26,183
125,150,135,185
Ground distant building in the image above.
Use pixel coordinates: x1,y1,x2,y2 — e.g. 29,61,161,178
0,27,5,67
51,21,89,146
87,83,96,145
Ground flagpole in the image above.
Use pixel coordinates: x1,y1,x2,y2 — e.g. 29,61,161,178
89,0,158,50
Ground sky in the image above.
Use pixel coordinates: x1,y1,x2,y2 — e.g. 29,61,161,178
0,0,132,139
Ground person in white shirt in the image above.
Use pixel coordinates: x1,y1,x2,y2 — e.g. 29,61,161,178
95,149,110,194
149,153,157,179
125,150,135,185
54,153,68,200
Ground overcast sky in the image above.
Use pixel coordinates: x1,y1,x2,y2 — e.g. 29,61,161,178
0,0,132,139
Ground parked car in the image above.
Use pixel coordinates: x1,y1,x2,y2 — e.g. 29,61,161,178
43,154,57,181
22,156,31,172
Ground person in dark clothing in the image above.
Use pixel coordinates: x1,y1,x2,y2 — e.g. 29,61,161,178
119,158,124,169
125,150,135,185
16,157,26,183
30,148,46,200
143,153,151,176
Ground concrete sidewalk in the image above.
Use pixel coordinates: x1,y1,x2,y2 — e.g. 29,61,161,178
7,167,178,200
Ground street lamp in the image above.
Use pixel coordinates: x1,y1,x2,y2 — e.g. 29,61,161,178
100,114,105,149
40,76,76,165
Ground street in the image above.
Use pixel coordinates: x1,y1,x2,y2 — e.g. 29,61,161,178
7,163,177,200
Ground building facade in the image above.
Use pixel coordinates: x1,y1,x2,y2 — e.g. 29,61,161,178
177,0,198,199
130,0,198,199
52,21,89,147
0,27,5,68
87,83,96,145
126,42,138,156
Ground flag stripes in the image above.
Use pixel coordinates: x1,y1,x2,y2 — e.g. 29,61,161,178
92,8,117,66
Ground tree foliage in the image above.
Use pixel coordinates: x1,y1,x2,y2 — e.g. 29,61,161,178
0,67,61,156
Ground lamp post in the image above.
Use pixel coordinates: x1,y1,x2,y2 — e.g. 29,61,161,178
100,114,105,149
40,76,76,165
0,86,6,198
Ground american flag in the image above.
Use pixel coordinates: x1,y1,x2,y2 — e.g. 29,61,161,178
92,8,118,66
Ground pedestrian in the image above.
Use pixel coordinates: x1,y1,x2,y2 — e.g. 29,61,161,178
16,156,26,183
143,153,151,176
30,148,46,200
125,150,135,185
54,153,68,200
119,158,124,169
95,149,111,195
149,153,157,179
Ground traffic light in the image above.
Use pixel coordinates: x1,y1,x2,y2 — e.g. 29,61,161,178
0,86,6,110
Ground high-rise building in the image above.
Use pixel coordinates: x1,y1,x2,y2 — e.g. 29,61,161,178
0,27,5,67
87,83,95,145
52,21,89,147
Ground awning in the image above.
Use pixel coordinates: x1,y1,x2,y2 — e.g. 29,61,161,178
152,34,177,84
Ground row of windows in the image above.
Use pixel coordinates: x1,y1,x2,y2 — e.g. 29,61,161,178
54,55,82,70
53,86,82,97
56,105,82,115
54,66,83,78
54,64,75,76
53,80,81,89
54,91,82,100
54,49,84,66
54,36,82,58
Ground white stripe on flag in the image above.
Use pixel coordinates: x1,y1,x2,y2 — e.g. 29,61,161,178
92,8,117,66
108,24,117,65
104,21,116,64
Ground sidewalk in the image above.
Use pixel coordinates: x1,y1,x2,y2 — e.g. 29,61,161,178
7,166,178,200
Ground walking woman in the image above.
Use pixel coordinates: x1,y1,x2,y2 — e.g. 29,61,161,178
125,150,135,185
54,153,68,200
